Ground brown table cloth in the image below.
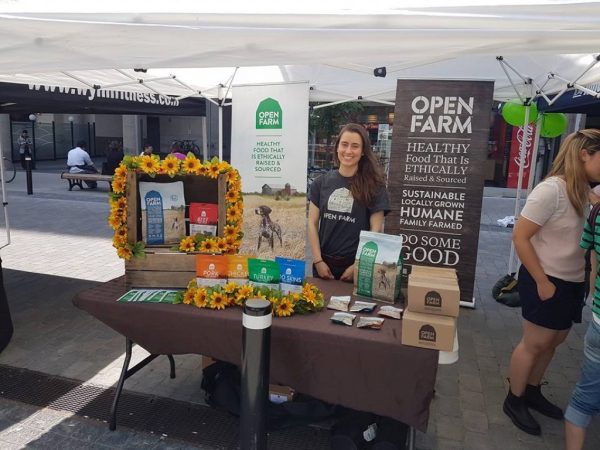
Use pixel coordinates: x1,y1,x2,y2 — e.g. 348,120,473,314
73,277,438,431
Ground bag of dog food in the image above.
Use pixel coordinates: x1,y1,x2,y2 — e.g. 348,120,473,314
139,181,186,245
248,258,280,291
354,231,403,304
275,257,305,294
196,255,228,288
227,255,250,284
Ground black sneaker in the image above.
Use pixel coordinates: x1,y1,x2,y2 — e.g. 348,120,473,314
503,390,541,435
524,384,563,420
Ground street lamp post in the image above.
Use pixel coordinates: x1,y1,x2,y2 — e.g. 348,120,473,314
28,114,37,170
68,115,75,148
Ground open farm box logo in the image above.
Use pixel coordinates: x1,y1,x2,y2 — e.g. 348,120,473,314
419,324,437,343
425,290,442,308
256,98,282,129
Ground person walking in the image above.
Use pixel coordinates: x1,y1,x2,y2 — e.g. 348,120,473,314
17,129,32,170
308,123,390,281
504,129,600,436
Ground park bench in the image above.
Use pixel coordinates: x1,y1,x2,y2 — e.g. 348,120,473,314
61,172,113,191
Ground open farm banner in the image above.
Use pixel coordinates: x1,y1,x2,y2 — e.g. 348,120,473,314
386,79,494,306
231,82,309,260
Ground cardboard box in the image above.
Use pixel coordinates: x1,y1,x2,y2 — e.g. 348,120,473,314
269,385,295,404
407,276,460,317
402,309,457,351
125,171,228,288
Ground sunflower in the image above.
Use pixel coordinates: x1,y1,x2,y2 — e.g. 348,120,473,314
114,165,128,179
226,206,240,222
303,287,317,305
182,156,202,174
235,284,254,305
179,236,196,252
275,297,294,317
161,156,181,177
223,225,238,238
225,189,239,203
200,239,218,253
210,292,228,310
116,246,133,260
207,163,220,179
113,234,128,246
198,165,209,176
140,155,160,174
183,288,196,305
111,178,126,194
218,161,230,172
116,197,127,209
194,288,208,308
216,238,228,253
115,227,128,239
108,213,123,230
224,282,237,294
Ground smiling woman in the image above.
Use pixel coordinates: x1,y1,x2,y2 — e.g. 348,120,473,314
307,123,391,282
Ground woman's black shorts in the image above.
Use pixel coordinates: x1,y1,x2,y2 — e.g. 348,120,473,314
518,265,585,330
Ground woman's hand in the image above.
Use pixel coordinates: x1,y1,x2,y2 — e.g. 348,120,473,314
340,263,355,283
315,261,334,280
537,278,556,301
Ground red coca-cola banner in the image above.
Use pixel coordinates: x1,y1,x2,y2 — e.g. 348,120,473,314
506,125,535,189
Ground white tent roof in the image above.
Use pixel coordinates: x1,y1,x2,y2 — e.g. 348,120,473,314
1,1,600,102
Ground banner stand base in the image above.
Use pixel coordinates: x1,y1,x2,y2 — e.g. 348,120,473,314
460,298,476,309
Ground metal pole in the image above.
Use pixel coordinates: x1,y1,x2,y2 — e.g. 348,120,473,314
25,156,33,195
240,298,272,450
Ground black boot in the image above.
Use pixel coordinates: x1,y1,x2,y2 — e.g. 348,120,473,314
524,384,563,419
503,390,541,435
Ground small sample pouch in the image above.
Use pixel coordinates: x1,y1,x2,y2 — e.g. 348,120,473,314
248,258,280,291
189,202,218,236
227,255,250,284
196,254,228,288
275,257,305,294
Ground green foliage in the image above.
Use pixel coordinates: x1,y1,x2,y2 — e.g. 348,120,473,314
131,241,146,259
309,102,365,145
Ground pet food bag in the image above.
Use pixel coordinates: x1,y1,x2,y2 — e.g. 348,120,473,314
354,231,403,303
196,255,228,288
189,202,218,237
275,257,305,294
248,258,280,291
139,181,186,245
227,255,251,284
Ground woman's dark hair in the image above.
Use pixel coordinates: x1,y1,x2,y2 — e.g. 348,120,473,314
333,123,385,206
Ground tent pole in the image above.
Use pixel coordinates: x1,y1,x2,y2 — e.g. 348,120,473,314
0,139,11,251
507,104,531,275
527,116,543,193
218,85,223,161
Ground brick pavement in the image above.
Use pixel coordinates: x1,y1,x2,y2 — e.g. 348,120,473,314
0,164,598,449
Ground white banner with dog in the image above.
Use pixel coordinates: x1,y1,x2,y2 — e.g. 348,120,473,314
231,81,309,260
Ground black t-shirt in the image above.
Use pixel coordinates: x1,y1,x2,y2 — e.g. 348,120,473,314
309,170,390,258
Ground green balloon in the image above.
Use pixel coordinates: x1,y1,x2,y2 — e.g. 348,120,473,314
540,113,568,138
501,100,538,126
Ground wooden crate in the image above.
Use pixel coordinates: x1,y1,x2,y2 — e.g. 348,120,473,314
125,171,228,288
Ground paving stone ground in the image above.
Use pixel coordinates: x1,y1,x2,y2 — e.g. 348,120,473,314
0,162,598,449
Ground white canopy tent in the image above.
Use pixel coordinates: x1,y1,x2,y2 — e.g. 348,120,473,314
1,0,600,259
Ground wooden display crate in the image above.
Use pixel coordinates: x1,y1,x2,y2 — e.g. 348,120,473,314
124,171,228,289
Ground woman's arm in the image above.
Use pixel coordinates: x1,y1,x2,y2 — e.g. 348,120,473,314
512,216,556,301
308,202,333,279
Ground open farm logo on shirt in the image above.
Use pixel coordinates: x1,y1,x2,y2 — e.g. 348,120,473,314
327,188,353,213
256,98,282,129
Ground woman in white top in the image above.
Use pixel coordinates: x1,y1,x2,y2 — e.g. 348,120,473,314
504,129,600,436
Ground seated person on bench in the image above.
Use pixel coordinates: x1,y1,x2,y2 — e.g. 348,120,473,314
67,140,99,188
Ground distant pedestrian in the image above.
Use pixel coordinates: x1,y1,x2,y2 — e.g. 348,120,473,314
67,140,99,188
17,130,32,170
103,141,124,176
169,143,186,161
504,129,600,436
140,142,154,157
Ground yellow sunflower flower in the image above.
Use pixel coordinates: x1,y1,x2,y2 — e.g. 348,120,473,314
223,225,238,238
115,227,127,239
200,239,217,253
108,213,123,230
161,156,181,177
116,246,133,260
182,156,201,174
112,178,126,194
179,236,196,252
210,292,228,310
236,284,254,302
140,155,160,174
226,206,240,222
225,189,239,203
303,288,317,305
116,197,127,209
207,163,220,179
194,288,208,308
224,282,238,294
275,298,294,317
114,165,128,179
198,165,209,176
218,161,230,172
183,288,196,305
216,238,228,253
113,234,128,246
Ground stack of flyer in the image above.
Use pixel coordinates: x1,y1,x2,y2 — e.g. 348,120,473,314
401,265,460,351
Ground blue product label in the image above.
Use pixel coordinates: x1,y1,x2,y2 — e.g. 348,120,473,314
275,257,305,286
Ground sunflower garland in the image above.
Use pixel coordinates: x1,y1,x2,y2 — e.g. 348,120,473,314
175,280,325,318
108,153,243,260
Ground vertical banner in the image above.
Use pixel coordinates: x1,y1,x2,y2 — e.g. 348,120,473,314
231,82,309,260
506,124,535,189
386,79,494,307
